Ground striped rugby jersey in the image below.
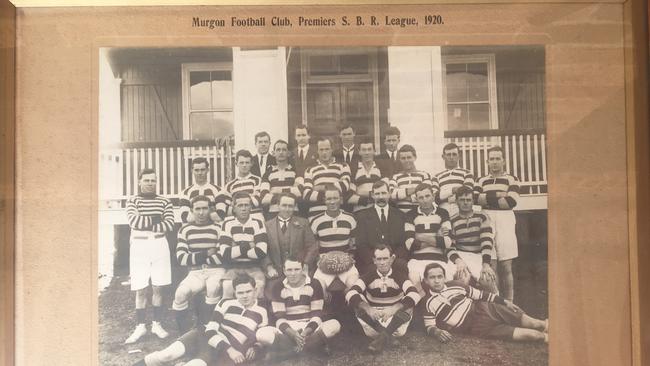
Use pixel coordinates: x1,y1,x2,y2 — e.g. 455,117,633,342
205,298,268,352
310,211,357,254
259,165,301,213
302,161,351,218
176,222,222,267
434,168,474,204
126,194,175,233
179,183,231,223
270,276,325,333
389,170,438,213
474,174,520,210
449,212,494,264
423,282,505,331
225,174,262,214
348,161,387,212
404,206,454,262
346,268,421,309
218,216,268,266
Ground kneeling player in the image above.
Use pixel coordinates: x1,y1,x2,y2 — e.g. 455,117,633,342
134,274,268,366
172,195,224,333
346,245,421,353
257,258,341,361
422,263,547,343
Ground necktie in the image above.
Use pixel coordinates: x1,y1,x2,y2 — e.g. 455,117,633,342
281,220,287,233
346,150,351,164
380,208,387,224
299,148,304,161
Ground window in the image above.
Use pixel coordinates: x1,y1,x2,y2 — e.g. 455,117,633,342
443,55,498,131
182,63,234,140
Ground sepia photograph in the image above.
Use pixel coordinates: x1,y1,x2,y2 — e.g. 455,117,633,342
97,45,548,366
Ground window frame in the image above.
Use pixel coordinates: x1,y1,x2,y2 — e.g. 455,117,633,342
442,54,498,131
181,62,234,140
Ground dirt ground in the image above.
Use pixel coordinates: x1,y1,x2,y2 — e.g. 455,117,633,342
99,258,548,366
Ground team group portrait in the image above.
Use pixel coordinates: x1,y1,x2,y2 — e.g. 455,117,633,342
98,45,549,365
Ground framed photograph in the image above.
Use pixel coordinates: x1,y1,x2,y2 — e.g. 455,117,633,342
3,1,648,366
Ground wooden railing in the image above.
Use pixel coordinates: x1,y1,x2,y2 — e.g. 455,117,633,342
444,129,547,196
99,137,236,207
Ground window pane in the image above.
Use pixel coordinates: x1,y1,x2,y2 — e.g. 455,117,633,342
189,71,212,110
468,103,490,130
467,63,489,102
445,72,468,103
190,111,234,140
447,104,469,130
309,55,338,75
210,70,232,110
340,54,369,74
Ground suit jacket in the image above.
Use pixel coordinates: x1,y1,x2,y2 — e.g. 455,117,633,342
354,206,408,275
290,145,318,177
334,146,361,178
263,216,318,272
376,150,401,179
251,154,276,178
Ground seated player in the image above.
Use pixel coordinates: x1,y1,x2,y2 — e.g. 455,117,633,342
256,258,341,361
404,183,455,295
346,245,421,353
219,191,268,300
448,186,498,293
422,263,547,344
134,274,268,366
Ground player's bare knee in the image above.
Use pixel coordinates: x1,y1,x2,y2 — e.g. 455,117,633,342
256,326,276,345
322,319,341,338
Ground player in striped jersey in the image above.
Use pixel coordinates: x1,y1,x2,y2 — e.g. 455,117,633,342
475,146,521,301
389,144,438,213
225,149,263,221
347,138,388,212
422,263,547,343
219,191,268,300
259,140,301,218
179,157,231,223
172,195,225,333
346,246,421,353
256,258,341,361
434,143,475,217
125,169,175,344
134,274,268,366
404,183,455,296
302,137,351,219
311,187,359,295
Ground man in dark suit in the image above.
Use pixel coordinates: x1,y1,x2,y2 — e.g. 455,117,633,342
333,124,360,178
290,124,318,177
251,131,276,178
263,193,318,281
376,126,402,179
354,180,408,275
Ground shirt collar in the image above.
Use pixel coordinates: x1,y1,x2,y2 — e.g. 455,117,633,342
282,275,311,288
278,216,291,224
377,268,393,278
344,145,355,153
417,205,438,216
375,204,388,218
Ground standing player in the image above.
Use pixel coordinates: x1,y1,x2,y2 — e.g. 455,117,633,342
259,140,301,218
179,157,230,223
404,183,455,295
333,124,360,177
376,126,402,179
346,246,421,353
172,195,224,333
134,274,268,366
302,137,351,220
389,145,438,213
347,138,387,213
225,149,263,221
434,143,474,217
250,131,276,178
125,168,175,344
291,124,318,178
257,258,341,361
475,146,520,301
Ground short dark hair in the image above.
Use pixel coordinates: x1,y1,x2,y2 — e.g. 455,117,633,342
316,136,333,146
398,144,417,158
255,131,271,143
339,124,355,133
414,183,433,195
232,191,252,203
232,274,256,291
487,146,505,157
371,180,389,192
295,124,309,134
274,139,289,150
283,256,304,268
373,244,394,257
384,126,401,138
236,149,253,162
423,262,446,279
454,186,474,199
442,143,460,154
358,137,374,149
191,157,210,170
190,195,211,208
138,168,156,180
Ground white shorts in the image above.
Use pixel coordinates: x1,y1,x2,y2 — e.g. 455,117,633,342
357,307,413,338
483,209,518,261
455,251,485,280
408,259,455,291
129,234,171,291
313,266,359,291
181,267,226,293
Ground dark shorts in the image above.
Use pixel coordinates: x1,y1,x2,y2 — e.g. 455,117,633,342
467,302,523,340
